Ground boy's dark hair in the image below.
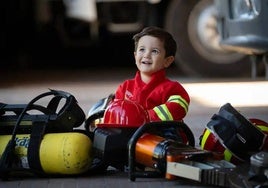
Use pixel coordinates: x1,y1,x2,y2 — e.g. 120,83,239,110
133,26,177,57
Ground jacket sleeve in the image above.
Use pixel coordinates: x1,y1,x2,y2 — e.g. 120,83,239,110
147,85,190,122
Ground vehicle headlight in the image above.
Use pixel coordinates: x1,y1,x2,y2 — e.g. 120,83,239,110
231,0,260,20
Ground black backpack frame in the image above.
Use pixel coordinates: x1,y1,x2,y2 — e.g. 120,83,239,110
0,89,86,180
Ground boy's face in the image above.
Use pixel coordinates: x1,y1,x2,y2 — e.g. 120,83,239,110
134,35,174,76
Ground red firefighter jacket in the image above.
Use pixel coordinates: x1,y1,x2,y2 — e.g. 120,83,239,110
114,69,190,121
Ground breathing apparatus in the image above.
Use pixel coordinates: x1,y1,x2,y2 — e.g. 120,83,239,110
0,89,92,179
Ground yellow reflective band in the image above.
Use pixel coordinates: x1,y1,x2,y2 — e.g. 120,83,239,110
224,149,232,161
200,129,210,149
257,125,268,133
153,104,173,121
168,95,189,113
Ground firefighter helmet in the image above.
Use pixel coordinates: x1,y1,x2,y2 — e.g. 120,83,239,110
97,99,149,128
199,118,268,164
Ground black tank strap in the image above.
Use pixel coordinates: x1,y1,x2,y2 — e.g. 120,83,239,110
27,121,47,171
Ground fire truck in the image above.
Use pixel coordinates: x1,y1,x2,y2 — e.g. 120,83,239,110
2,0,267,77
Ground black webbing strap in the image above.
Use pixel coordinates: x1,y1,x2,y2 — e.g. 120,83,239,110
27,121,47,171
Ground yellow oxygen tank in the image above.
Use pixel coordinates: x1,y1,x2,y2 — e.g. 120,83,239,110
0,132,93,174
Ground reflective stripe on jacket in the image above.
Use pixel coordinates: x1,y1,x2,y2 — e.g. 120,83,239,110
153,95,189,121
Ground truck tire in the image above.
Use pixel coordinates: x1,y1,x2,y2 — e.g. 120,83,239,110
164,0,251,77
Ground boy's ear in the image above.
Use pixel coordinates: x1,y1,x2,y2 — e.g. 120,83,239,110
164,56,175,68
